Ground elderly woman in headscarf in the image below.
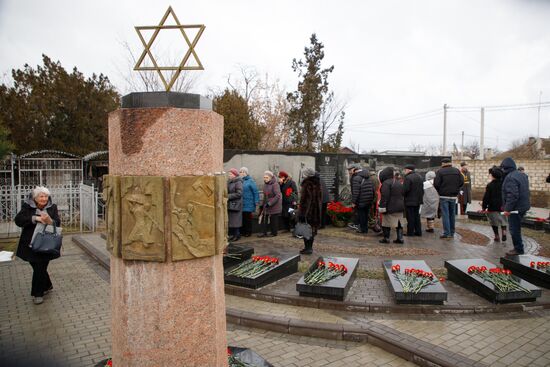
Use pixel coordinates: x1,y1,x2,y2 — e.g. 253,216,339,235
227,168,243,242
15,186,61,305
258,170,282,237
421,171,439,233
239,167,259,237
297,168,322,254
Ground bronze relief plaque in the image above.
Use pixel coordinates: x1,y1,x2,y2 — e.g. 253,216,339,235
120,176,165,261
170,176,216,261
214,174,228,255
103,175,121,257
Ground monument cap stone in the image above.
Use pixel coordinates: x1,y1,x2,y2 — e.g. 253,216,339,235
121,91,212,110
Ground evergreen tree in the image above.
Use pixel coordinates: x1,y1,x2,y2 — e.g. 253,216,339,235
0,55,119,155
287,34,334,152
213,89,265,150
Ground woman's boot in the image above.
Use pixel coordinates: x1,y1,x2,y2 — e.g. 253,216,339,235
393,226,404,244
379,227,391,243
300,238,313,254
426,219,434,233
501,226,507,242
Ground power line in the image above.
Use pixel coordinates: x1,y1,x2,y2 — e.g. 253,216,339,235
448,101,550,112
345,108,441,127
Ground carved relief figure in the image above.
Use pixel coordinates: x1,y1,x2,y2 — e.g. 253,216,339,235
124,193,161,248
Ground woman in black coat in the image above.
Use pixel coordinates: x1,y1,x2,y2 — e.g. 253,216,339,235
378,167,405,244
297,168,322,255
482,166,507,242
15,186,61,305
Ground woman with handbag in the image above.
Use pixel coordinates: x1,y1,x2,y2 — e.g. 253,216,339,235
297,168,322,255
15,186,61,305
227,168,243,242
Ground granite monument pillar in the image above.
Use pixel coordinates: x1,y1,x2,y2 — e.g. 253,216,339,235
106,92,228,366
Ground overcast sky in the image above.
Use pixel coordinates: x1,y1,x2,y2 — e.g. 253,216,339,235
1,0,549,152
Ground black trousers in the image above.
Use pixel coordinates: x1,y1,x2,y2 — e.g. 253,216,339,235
242,211,253,236
261,214,280,235
405,206,422,235
29,261,52,297
357,205,371,233
320,203,328,228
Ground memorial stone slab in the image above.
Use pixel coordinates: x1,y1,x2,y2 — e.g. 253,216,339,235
466,211,487,221
445,258,541,303
383,260,447,305
500,255,550,289
223,244,254,269
224,251,300,289
227,347,273,367
121,92,212,110
296,256,358,301
521,217,545,231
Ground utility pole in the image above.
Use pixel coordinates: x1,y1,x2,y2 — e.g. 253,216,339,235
479,107,485,160
461,131,464,159
443,104,448,155
537,91,542,138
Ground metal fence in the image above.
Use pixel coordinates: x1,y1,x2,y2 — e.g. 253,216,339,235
0,183,97,237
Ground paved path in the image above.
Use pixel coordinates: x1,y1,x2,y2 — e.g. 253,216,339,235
0,237,414,367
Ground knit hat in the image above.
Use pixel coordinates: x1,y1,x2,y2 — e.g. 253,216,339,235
229,168,239,177
460,161,468,167
302,168,316,178
425,171,436,180
347,163,362,170
239,167,249,175
264,170,274,178
278,171,289,179
441,158,451,164
404,164,415,170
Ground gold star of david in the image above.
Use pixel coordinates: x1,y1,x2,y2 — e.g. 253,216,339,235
134,6,205,92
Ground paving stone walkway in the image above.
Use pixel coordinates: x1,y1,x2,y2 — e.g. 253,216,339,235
0,237,414,367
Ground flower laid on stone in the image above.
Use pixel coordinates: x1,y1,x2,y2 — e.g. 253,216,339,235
226,255,279,278
103,358,112,367
467,265,531,293
530,261,550,273
327,201,354,223
391,264,438,293
227,347,255,367
304,260,348,285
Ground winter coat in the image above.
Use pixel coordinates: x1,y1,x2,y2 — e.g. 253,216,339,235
460,170,472,204
434,165,464,197
280,178,298,218
421,180,439,218
261,177,282,215
482,179,503,212
501,157,530,213
15,194,61,263
298,175,322,229
403,171,424,206
379,167,405,214
227,177,243,228
351,170,375,208
242,175,259,213
546,173,550,183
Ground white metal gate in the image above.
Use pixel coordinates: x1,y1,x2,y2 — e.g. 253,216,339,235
0,184,98,237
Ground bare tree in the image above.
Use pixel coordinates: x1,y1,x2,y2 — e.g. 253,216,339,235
227,65,262,103
318,91,346,150
116,41,198,94
409,143,426,153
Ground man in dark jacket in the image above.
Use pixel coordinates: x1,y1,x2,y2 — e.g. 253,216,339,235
403,164,424,236
351,164,375,234
500,157,530,255
434,158,464,239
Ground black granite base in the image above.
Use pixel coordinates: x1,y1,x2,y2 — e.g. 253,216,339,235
500,255,550,289
466,211,487,221
224,251,300,289
296,256,359,301
121,92,212,110
383,260,447,305
445,259,541,304
223,244,254,269
521,218,545,231
228,346,273,367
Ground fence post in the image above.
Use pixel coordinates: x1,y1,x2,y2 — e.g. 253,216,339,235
79,184,83,232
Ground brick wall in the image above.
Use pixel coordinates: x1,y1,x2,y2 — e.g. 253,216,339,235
467,159,550,192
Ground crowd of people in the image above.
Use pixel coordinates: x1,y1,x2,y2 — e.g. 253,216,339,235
226,156,534,257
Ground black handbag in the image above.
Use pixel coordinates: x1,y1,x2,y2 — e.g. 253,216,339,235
294,221,313,240
228,200,241,212
31,226,63,258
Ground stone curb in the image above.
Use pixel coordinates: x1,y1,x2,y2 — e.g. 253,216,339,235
73,235,550,315
225,284,550,315
226,308,487,367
